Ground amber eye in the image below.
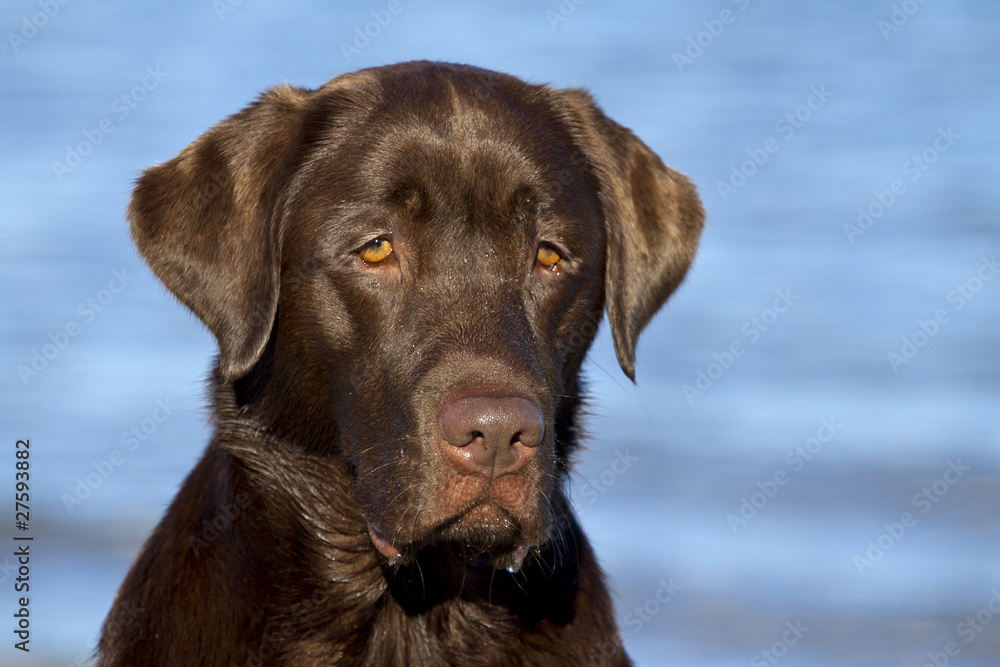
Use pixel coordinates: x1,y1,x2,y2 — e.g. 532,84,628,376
359,238,393,264
536,243,562,269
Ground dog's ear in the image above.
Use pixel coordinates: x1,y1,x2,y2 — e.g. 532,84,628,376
128,85,312,381
553,89,704,381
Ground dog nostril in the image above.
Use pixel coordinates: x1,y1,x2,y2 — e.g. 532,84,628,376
452,432,485,448
513,423,542,449
511,430,533,448
439,396,544,475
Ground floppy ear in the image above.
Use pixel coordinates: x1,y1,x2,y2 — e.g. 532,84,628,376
128,85,311,382
553,89,704,381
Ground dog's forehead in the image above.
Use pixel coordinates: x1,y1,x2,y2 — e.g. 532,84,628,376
274,64,604,272
359,126,549,230
284,71,601,257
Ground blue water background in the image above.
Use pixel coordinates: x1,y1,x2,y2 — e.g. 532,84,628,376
1,1,998,664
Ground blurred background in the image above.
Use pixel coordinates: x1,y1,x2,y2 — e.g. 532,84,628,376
2,1,998,665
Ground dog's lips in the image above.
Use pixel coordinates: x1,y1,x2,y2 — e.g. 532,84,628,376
488,542,531,573
367,502,536,571
367,522,403,560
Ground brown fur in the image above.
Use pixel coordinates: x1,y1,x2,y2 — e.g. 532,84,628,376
99,61,703,666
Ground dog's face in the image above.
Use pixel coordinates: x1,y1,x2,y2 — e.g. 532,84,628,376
275,79,608,569
128,61,703,571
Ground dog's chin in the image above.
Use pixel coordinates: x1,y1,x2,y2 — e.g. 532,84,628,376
367,502,540,573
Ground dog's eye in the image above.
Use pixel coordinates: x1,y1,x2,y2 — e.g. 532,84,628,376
536,244,562,269
359,238,393,264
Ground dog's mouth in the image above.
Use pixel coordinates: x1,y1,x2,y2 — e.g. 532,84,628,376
367,501,535,572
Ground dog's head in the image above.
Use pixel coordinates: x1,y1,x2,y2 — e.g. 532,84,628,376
129,61,702,571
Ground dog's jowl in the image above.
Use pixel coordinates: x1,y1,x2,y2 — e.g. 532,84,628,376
100,61,703,666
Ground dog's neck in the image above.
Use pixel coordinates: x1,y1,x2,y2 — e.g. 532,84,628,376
197,430,582,663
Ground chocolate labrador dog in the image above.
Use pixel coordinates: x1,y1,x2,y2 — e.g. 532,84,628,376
99,61,702,666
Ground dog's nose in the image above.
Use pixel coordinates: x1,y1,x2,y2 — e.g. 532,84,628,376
438,396,544,476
